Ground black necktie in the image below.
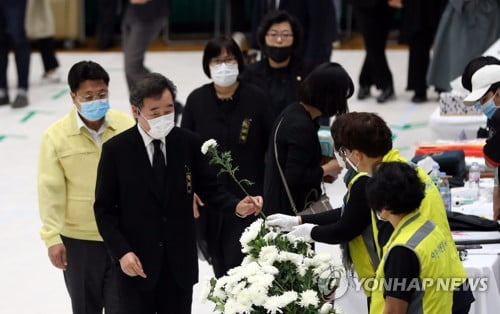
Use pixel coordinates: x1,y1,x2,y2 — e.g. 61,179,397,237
152,139,166,186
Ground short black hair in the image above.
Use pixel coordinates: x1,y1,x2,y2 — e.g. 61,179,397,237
462,56,500,92
202,36,245,78
366,162,425,215
331,112,392,157
67,61,110,93
257,10,302,56
129,73,177,109
298,62,353,117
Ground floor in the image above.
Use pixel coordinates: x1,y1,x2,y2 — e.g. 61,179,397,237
0,49,438,313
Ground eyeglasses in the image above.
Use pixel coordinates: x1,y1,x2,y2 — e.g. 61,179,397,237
211,56,237,65
266,32,293,40
77,92,108,102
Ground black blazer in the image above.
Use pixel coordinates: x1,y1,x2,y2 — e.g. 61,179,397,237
181,82,273,197
94,126,239,290
240,57,311,119
263,103,323,216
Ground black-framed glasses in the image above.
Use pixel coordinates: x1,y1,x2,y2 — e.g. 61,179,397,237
211,56,237,65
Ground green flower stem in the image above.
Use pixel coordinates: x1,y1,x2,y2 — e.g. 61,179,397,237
207,145,267,219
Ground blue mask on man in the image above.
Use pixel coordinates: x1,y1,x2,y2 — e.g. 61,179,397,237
79,99,110,121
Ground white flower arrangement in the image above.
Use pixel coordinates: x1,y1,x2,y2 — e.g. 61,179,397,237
203,219,342,313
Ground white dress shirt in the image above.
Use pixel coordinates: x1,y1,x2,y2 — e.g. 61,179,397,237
137,124,167,166
76,111,106,145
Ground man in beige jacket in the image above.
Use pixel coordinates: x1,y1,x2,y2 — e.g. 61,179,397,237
38,61,135,313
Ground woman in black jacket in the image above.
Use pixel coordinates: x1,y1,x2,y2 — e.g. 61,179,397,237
262,62,353,216
240,10,312,120
181,36,273,278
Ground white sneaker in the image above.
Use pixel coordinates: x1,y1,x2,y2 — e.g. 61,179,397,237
41,69,62,85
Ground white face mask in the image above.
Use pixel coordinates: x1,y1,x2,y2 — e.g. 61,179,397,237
346,155,359,173
141,112,175,139
210,63,239,87
376,211,387,221
333,150,346,169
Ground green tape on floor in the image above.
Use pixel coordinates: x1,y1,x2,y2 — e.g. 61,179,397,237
20,111,36,123
0,134,27,142
51,88,69,100
390,121,428,130
19,110,55,123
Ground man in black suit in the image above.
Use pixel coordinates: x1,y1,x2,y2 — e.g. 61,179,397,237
94,73,261,314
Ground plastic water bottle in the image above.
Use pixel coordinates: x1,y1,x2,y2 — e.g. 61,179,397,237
429,164,440,187
468,162,481,200
439,172,452,212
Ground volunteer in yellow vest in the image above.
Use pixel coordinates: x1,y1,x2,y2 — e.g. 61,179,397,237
38,61,135,314
266,113,392,300
366,162,458,314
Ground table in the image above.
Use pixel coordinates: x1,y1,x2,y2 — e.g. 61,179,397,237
462,245,500,314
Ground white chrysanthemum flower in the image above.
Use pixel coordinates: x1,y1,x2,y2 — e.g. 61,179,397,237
261,264,279,275
263,296,283,314
240,219,263,250
259,245,279,265
297,264,307,276
319,302,333,314
247,285,268,306
241,255,255,266
199,278,212,302
224,297,252,314
263,230,279,241
278,251,303,267
278,291,298,307
299,290,319,308
247,273,274,289
201,139,218,154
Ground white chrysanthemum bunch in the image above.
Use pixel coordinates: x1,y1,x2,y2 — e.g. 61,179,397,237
202,219,342,314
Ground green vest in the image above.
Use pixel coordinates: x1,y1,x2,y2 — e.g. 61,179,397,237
370,212,456,314
346,172,380,296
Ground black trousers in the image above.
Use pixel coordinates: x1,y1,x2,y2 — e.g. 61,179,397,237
0,0,30,89
407,29,434,96
61,236,119,314
97,0,119,49
36,37,59,73
353,1,393,90
118,248,193,314
204,210,251,278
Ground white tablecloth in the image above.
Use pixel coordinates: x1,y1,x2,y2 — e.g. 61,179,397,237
463,245,500,314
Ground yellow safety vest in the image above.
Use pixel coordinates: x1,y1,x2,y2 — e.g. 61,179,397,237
371,150,467,283
370,212,455,314
345,172,380,296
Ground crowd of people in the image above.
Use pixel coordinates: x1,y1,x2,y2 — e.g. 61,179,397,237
23,1,500,314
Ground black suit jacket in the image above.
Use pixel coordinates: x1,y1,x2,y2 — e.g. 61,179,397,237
94,126,239,290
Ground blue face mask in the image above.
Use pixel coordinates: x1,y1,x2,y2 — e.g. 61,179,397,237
79,99,110,121
475,97,497,119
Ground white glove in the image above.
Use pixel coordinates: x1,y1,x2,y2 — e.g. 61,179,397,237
266,214,300,231
288,223,316,242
